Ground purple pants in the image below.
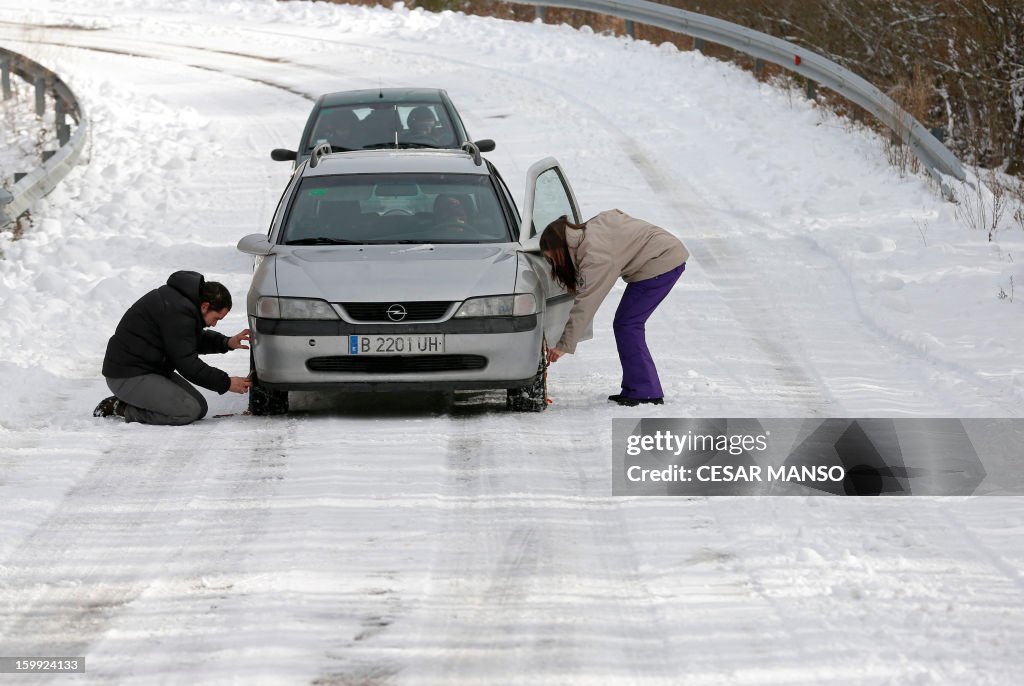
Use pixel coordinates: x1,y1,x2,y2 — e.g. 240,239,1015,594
613,263,685,399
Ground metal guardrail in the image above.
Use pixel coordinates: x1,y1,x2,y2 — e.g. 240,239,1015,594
0,47,89,227
516,0,968,195
0,4,969,214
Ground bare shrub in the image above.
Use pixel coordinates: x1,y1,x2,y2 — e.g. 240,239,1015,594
952,169,1008,241
1011,176,1024,232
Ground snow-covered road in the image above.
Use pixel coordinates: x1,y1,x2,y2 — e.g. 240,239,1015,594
1,1,1023,684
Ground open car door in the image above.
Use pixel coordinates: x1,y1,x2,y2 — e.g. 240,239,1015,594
517,158,592,344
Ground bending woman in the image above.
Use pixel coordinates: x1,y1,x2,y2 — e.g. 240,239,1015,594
541,209,689,406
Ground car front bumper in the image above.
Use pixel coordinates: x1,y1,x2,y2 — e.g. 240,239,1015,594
250,315,543,392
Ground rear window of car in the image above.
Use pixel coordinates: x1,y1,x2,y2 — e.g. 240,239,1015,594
307,103,458,151
282,173,511,245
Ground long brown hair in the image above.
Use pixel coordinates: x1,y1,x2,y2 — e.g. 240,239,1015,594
539,215,587,294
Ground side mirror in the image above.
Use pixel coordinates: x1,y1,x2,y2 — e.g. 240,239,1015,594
237,233,275,255
520,235,541,253
474,139,496,153
271,148,298,162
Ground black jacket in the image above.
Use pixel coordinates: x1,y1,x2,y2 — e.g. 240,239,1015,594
102,271,232,394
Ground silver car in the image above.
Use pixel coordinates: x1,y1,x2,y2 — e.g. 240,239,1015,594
237,144,587,414
270,87,495,168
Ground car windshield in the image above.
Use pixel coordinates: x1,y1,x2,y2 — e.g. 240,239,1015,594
306,103,459,151
282,173,511,245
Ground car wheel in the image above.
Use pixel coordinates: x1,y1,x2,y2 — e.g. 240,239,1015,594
506,339,548,412
249,351,289,416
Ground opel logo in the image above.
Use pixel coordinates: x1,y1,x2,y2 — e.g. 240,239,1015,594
386,304,408,322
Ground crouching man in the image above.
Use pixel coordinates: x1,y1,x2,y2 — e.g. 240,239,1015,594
93,270,251,425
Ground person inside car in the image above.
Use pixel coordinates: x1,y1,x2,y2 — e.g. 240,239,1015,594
540,210,689,407
93,271,251,425
316,108,360,151
433,193,469,234
403,106,440,144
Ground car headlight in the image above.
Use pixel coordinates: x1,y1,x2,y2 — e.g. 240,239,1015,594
257,297,339,320
453,294,537,318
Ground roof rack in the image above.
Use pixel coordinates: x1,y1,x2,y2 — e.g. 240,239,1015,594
309,142,333,169
460,141,483,166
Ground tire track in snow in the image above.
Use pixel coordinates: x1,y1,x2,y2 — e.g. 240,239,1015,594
0,419,288,674
0,428,213,660
413,409,677,685
0,30,318,101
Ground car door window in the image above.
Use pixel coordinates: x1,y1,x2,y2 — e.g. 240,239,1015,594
531,167,578,237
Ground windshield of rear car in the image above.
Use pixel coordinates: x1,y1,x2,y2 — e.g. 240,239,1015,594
306,103,459,151
281,173,512,245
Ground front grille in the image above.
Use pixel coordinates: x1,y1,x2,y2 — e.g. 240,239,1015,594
340,301,453,322
307,355,487,373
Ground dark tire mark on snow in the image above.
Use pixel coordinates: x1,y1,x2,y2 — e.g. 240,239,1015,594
0,33,316,100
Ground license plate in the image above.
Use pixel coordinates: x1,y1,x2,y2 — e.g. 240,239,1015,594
348,334,445,355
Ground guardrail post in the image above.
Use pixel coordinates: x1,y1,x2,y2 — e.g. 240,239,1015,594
536,6,546,21
806,79,817,100
1,57,10,100
930,127,946,143
54,97,70,145
624,19,635,37
754,58,764,78
34,75,46,116
693,37,705,54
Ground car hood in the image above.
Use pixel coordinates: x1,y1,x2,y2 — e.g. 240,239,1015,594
274,243,520,302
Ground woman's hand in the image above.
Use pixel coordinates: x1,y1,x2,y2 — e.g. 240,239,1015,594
546,348,566,364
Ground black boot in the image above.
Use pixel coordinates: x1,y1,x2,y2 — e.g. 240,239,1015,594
608,394,664,407
93,396,125,418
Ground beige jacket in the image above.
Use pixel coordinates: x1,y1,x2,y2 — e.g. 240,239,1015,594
555,209,689,354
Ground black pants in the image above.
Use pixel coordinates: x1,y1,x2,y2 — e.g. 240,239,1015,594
106,373,208,425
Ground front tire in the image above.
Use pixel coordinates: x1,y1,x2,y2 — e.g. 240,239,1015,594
249,352,289,416
506,340,548,412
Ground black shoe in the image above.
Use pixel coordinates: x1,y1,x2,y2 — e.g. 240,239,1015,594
93,396,125,418
608,394,664,407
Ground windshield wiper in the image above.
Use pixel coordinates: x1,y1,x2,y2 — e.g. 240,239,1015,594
285,237,362,245
361,142,441,150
